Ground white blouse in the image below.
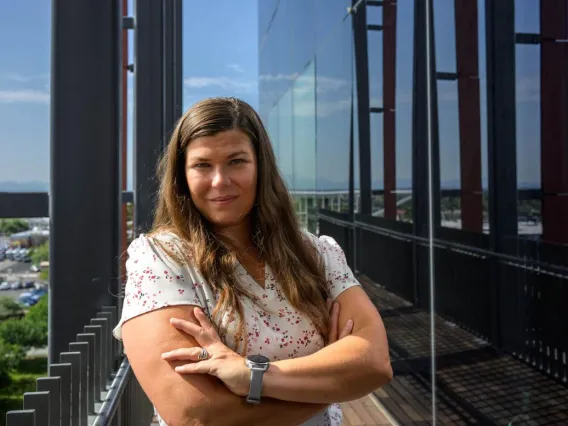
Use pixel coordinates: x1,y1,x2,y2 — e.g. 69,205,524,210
113,231,361,426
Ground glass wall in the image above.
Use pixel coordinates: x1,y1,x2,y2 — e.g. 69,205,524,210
260,1,354,231
316,18,353,213
292,61,316,193
260,0,568,424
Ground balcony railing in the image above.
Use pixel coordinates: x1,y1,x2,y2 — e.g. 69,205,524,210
5,306,154,426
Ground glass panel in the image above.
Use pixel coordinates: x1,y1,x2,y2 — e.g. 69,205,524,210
367,30,383,109
292,61,316,231
316,19,353,215
277,90,293,188
292,61,316,192
515,44,541,236
366,4,382,28
267,102,279,159
515,0,540,34
437,80,461,228
433,0,457,73
370,113,384,216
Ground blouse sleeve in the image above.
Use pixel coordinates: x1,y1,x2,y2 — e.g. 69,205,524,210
315,235,361,301
112,233,204,340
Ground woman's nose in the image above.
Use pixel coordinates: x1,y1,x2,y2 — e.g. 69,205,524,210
211,168,230,187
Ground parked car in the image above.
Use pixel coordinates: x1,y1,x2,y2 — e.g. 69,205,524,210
0,281,9,291
18,288,47,307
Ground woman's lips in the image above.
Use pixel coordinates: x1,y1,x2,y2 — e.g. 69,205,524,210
210,195,237,205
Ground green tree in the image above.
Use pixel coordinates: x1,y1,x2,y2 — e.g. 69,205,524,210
0,339,25,385
39,270,49,282
25,296,48,330
0,297,24,320
30,243,49,265
0,296,48,350
0,319,44,350
0,219,29,235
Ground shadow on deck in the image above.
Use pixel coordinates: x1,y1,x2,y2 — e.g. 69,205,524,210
360,276,568,425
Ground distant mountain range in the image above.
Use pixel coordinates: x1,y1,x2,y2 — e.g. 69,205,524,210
0,181,49,192
0,179,539,193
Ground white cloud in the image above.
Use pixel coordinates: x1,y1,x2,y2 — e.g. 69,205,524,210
0,73,50,83
184,76,256,94
260,73,299,82
0,89,49,104
227,63,245,73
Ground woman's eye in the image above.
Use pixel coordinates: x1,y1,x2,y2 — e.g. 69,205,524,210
195,163,210,168
229,158,245,165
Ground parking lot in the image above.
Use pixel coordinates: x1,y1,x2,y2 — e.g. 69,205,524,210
0,259,33,275
0,260,44,301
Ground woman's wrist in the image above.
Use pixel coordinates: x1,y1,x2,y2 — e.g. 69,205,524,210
261,363,290,400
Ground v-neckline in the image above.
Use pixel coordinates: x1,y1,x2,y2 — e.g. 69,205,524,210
237,261,268,291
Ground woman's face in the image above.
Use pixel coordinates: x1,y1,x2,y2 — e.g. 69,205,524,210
185,129,258,229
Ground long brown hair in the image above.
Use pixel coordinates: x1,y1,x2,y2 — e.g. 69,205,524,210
151,97,330,353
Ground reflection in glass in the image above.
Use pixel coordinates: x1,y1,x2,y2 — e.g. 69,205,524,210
292,61,316,192
316,19,353,216
277,90,293,188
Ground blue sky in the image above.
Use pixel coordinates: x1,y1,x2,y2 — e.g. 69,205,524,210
0,0,258,190
0,0,541,191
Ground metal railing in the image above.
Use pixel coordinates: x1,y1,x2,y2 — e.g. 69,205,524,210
5,306,154,426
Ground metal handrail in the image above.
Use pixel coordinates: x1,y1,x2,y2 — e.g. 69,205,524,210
92,358,132,426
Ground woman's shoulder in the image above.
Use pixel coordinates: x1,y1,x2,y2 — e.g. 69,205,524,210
115,231,203,340
300,229,342,254
128,230,193,265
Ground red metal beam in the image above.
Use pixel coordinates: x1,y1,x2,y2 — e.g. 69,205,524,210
454,0,483,232
383,0,397,219
540,0,568,244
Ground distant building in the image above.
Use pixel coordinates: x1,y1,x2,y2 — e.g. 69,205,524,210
9,229,49,248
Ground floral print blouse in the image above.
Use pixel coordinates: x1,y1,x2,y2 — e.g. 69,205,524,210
113,231,361,426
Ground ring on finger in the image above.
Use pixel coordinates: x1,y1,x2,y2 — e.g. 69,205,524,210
197,347,209,361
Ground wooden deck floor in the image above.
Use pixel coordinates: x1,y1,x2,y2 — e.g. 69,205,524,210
340,394,395,425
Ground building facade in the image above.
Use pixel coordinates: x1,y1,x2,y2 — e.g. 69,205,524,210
259,1,568,424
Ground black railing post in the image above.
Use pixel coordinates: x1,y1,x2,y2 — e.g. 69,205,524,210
134,0,165,234
49,0,122,362
485,0,518,349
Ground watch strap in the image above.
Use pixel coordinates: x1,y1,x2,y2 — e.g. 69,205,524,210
246,368,264,404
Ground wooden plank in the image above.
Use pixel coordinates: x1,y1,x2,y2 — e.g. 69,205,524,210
339,394,395,425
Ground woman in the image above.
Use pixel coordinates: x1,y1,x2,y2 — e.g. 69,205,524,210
113,97,392,426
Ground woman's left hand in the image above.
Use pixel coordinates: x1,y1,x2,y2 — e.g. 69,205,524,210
161,307,250,397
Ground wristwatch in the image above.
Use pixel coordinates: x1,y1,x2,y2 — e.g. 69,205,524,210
245,354,270,404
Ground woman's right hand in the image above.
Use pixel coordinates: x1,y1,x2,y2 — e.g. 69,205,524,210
327,298,354,344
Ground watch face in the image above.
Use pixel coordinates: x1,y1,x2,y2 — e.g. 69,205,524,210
248,354,270,364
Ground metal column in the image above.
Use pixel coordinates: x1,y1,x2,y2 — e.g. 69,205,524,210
540,0,568,244
174,0,184,120
485,0,518,347
455,0,483,232
383,0,397,220
163,0,175,150
352,1,372,215
134,0,165,234
49,0,121,362
412,0,440,238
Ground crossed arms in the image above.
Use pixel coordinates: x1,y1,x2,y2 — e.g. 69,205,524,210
121,286,392,426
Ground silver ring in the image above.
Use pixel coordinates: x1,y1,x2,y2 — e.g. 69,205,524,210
197,348,208,361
